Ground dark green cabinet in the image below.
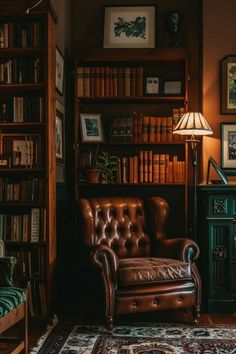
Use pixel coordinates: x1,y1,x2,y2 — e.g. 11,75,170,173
198,185,236,313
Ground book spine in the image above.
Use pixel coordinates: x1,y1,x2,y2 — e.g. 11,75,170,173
117,67,123,97
129,156,134,183
148,150,153,183
159,154,166,183
104,66,110,97
161,117,167,142
143,150,148,183
149,116,156,143
139,150,144,183
94,66,100,97
99,66,105,97
83,66,90,97
152,154,160,183
121,157,128,183
31,208,40,242
133,155,138,183
124,67,131,97
90,66,95,97
136,66,143,96
142,115,149,143
155,117,161,143
166,116,173,142
76,67,84,97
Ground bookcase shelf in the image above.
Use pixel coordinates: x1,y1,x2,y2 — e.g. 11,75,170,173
74,48,190,236
0,7,56,317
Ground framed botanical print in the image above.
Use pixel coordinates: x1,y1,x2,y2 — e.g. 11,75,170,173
103,6,156,48
221,123,236,170
221,56,236,114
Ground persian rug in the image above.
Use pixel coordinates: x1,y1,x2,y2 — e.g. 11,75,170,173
30,322,236,354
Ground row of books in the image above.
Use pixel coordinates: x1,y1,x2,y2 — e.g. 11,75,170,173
76,65,143,98
1,134,41,168
0,57,44,84
7,247,46,278
0,208,46,242
109,107,185,143
115,152,185,184
0,21,44,48
0,177,44,202
0,96,44,122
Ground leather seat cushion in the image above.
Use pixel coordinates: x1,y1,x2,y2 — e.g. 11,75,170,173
118,257,192,286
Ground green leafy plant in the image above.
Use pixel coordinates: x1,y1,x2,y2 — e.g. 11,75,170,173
96,151,117,183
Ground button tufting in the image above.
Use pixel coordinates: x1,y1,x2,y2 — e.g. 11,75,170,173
178,296,182,302
132,302,137,307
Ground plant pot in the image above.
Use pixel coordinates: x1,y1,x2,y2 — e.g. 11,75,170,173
84,168,101,183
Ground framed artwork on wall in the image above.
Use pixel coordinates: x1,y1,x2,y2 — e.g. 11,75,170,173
80,113,104,142
56,47,64,96
103,5,156,48
56,100,65,165
221,123,236,170
221,55,236,114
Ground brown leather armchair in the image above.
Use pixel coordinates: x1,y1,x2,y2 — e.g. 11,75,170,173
79,197,201,329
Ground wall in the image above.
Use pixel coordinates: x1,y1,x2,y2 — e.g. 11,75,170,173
202,0,236,182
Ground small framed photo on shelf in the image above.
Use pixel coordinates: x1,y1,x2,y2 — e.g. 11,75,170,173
56,100,65,164
80,113,104,142
2,134,41,168
164,80,182,95
103,5,156,48
0,154,10,168
221,56,236,114
56,47,64,96
145,77,159,95
221,123,236,170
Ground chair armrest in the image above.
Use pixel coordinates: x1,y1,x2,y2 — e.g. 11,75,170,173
90,244,119,287
155,238,200,263
0,257,17,287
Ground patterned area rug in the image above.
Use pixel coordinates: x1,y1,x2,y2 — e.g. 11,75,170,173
30,322,236,354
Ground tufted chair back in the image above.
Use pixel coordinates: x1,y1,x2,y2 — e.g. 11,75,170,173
80,197,167,259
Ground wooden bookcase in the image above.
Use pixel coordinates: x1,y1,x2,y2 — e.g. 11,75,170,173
0,9,56,316
74,48,189,236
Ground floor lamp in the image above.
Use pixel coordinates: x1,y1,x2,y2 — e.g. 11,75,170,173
173,112,213,241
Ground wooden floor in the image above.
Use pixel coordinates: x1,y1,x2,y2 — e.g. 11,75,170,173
28,311,236,352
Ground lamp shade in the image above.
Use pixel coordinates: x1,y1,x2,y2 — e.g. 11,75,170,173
173,112,213,136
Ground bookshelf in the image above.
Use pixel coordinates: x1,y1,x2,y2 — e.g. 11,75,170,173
0,9,56,317
74,48,189,236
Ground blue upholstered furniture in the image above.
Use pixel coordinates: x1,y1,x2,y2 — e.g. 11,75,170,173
0,242,28,353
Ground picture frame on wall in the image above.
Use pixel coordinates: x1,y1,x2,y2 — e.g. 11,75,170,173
103,5,156,48
221,55,236,114
56,47,64,96
56,100,65,165
221,123,236,170
80,113,104,142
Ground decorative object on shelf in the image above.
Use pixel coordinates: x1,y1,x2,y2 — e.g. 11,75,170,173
56,47,64,96
0,154,10,168
206,156,228,184
56,100,65,164
221,56,236,114
25,0,43,14
145,77,159,95
80,113,104,142
221,122,236,170
103,6,155,48
164,80,182,95
173,112,213,240
166,11,183,47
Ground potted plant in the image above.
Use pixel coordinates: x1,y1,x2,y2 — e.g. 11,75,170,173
83,145,101,183
96,150,118,184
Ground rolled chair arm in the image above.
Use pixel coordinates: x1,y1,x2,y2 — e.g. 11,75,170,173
90,244,119,288
155,238,200,263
